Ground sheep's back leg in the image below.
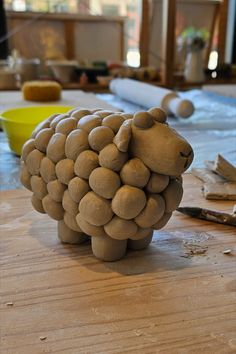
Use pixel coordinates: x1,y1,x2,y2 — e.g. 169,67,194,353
58,220,89,244
128,232,153,250
91,235,127,261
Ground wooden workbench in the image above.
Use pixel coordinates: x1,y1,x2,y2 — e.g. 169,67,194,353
1,174,236,354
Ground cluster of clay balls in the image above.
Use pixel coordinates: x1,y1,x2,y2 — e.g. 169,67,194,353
20,107,183,242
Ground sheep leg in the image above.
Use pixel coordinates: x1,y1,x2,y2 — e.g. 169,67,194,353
91,235,127,261
128,232,153,250
58,220,89,244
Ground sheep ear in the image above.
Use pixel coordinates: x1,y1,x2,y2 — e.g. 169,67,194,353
113,119,132,152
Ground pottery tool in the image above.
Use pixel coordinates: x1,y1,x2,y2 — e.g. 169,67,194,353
177,206,236,226
110,78,194,118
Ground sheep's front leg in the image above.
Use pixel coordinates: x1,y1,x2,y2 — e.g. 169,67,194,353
58,220,89,244
128,232,153,250
91,235,127,261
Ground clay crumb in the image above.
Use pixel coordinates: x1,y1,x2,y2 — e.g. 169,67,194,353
40,336,47,341
223,249,232,254
6,302,14,306
133,330,143,337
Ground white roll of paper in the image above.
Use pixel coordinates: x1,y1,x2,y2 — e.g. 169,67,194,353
110,78,194,118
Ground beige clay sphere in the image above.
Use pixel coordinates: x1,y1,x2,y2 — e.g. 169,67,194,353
40,157,57,183
77,114,102,132
26,149,44,175
30,175,48,200
65,129,89,161
20,162,32,190
46,133,66,163
76,214,106,237
31,194,45,214
55,158,75,185
74,150,99,179
152,212,172,230
79,191,113,226
99,143,128,172
55,118,77,135
88,126,114,151
89,167,121,199
47,179,66,202
102,114,125,133
71,109,91,120
112,185,146,220
104,216,138,240
68,176,90,203
21,139,35,162
62,190,79,216
162,179,183,212
135,194,165,228
120,158,150,188
34,128,54,153
146,173,169,193
42,194,64,221
50,114,69,129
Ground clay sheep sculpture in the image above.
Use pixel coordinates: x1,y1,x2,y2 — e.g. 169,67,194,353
20,107,194,261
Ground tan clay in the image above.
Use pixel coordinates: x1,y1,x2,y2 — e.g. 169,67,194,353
46,133,66,163
120,158,150,188
55,118,77,135
148,107,167,123
47,179,66,202
30,176,48,200
99,143,128,171
31,194,45,214
96,110,114,118
31,119,51,138
133,111,154,129
112,185,146,220
89,167,120,199
68,177,90,203
128,232,153,250
64,211,82,232
91,234,127,261
129,227,152,240
21,105,193,262
135,194,165,228
79,191,113,226
77,114,102,132
76,214,106,237
146,173,169,193
20,163,32,190
162,179,183,212
88,126,114,151
40,157,57,183
71,109,91,120
34,128,54,153
26,149,44,175
113,119,132,152
55,158,75,185
104,216,137,240
74,150,99,179
58,220,88,244
21,139,35,162
65,129,89,161
152,212,172,230
50,113,69,129
42,195,64,220
62,190,78,216
102,114,125,133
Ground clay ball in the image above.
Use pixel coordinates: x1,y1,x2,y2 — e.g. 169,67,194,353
76,213,106,237
89,167,121,199
133,111,154,129
20,162,32,190
162,179,183,212
68,176,90,203
42,195,64,221
74,150,99,179
112,185,146,220
88,126,114,151
46,133,66,163
148,107,167,123
135,194,165,228
102,114,125,133
79,191,113,226
55,118,77,135
55,159,75,185
99,143,128,172
34,128,54,153
65,129,89,161
77,114,102,132
31,194,45,214
21,139,35,162
26,149,44,175
146,173,169,193
30,176,48,200
71,109,91,120
47,179,66,202
40,157,56,183
120,158,150,188
104,216,138,240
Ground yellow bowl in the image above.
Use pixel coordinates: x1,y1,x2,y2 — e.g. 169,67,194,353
0,105,73,156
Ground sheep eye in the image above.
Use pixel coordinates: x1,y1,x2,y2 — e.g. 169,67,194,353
133,111,154,129
148,107,167,123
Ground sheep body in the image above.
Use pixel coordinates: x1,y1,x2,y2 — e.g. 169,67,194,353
21,107,193,261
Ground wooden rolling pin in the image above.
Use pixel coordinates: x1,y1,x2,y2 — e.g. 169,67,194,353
110,78,194,118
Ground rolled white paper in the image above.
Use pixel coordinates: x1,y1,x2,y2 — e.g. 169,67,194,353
110,78,194,118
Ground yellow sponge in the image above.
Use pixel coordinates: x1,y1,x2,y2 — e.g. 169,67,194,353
22,81,62,102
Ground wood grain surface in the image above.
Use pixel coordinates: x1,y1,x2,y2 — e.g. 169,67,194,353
1,174,236,354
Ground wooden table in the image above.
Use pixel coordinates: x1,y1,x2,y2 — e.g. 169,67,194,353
1,174,236,354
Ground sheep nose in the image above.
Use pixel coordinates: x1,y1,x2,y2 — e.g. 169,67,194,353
179,149,193,158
